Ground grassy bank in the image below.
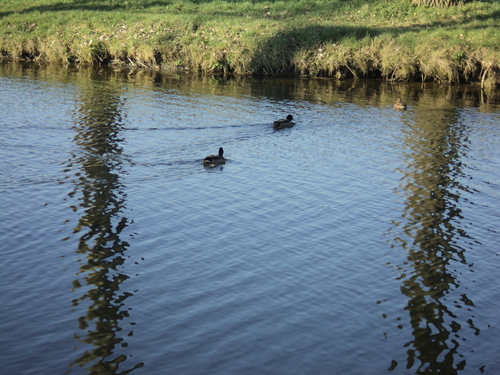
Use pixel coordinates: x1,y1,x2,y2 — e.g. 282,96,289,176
1,0,499,84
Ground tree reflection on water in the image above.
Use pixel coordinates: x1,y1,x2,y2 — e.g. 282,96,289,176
67,70,143,374
387,103,482,374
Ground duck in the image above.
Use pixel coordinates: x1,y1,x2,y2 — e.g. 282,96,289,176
393,98,407,110
273,114,295,129
203,147,225,167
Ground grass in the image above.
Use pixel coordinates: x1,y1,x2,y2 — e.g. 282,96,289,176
1,0,500,84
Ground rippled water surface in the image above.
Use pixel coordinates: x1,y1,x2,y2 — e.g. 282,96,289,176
1,64,499,375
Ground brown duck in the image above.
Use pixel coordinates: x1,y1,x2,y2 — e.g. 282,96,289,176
393,98,407,110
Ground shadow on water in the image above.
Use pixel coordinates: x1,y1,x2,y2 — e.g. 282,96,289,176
65,69,143,374
5,63,498,110
385,103,482,373
146,68,500,109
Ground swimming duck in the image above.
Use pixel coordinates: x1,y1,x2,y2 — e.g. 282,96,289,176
203,147,225,167
393,98,407,110
273,114,295,129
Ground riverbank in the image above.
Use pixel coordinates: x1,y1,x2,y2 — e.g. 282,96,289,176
1,0,499,84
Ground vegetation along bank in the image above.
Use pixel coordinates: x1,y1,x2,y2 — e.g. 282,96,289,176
1,0,499,85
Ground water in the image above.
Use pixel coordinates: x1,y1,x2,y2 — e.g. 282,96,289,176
1,63,499,375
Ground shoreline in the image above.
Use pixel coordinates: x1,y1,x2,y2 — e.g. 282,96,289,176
1,0,499,86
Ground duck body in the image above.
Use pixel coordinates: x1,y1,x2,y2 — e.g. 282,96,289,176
203,147,225,167
393,98,407,110
273,114,295,129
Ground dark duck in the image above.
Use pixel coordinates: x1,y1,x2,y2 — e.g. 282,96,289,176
203,147,225,167
273,114,295,129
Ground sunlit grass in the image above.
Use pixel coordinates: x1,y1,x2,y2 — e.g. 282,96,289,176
1,0,499,83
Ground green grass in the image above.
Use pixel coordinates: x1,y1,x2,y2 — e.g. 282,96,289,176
1,0,500,84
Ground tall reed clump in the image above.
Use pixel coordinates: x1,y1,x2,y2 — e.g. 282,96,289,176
377,37,417,81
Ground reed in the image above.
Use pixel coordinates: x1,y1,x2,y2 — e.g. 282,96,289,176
1,0,499,84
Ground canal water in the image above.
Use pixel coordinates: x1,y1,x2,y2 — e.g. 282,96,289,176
1,63,499,375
